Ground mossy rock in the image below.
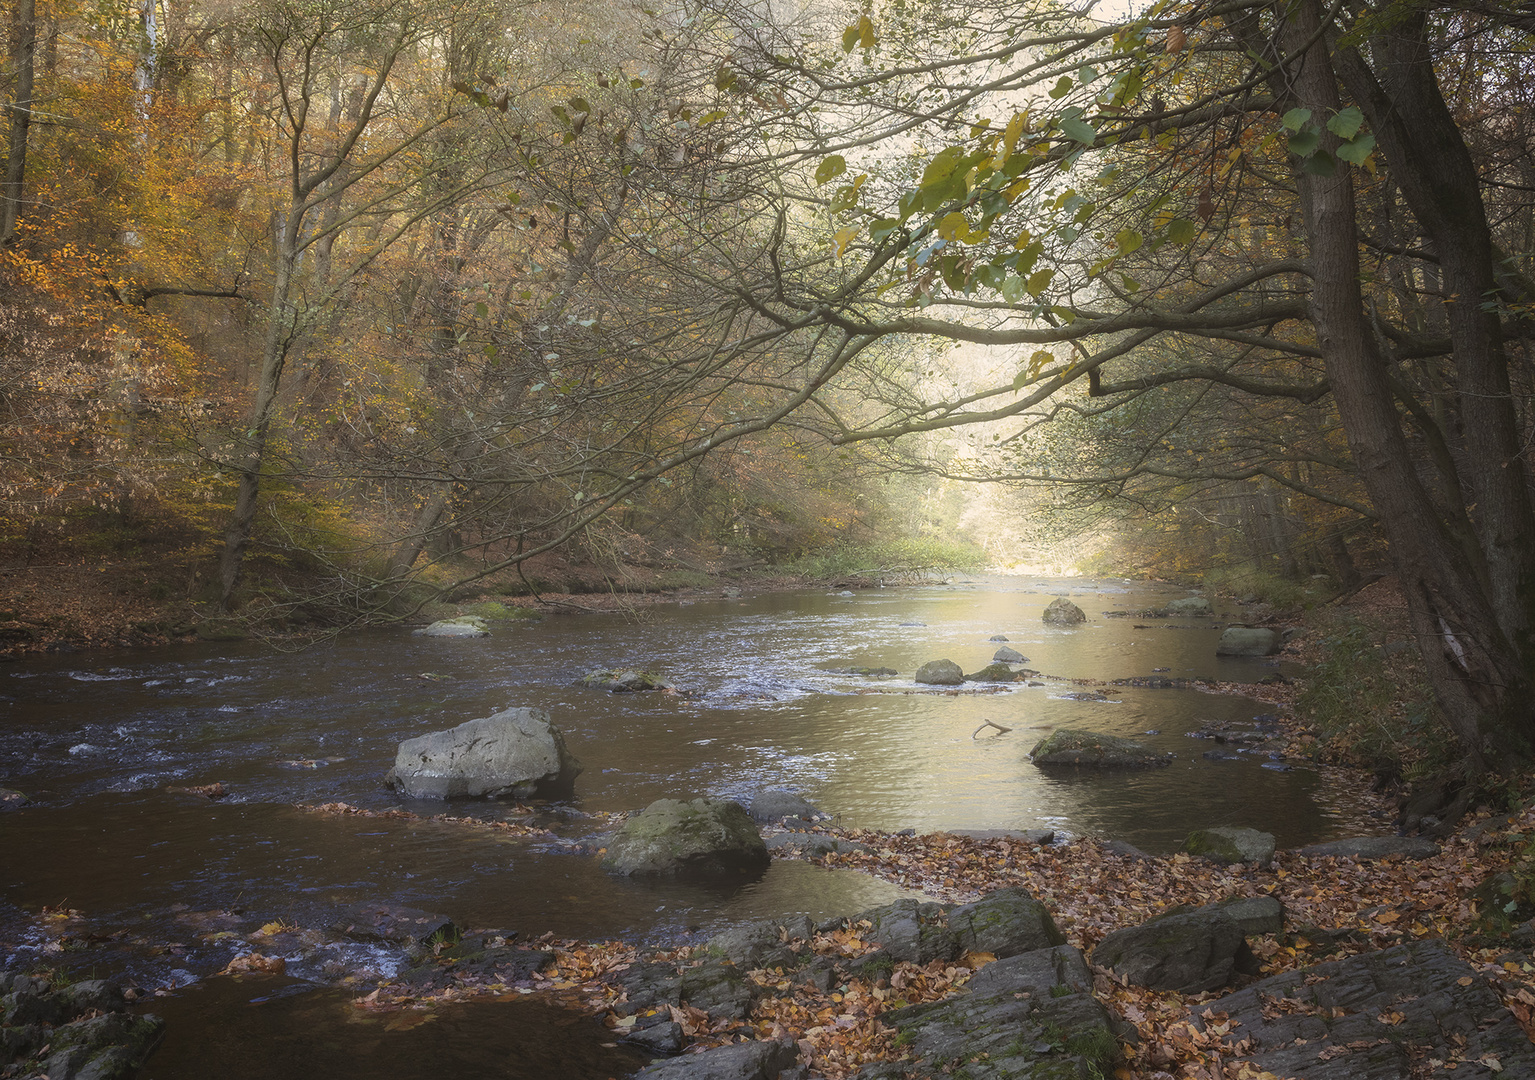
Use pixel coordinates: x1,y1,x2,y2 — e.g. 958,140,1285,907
965,662,1024,682
601,798,769,877
1183,826,1276,865
914,658,964,685
1030,728,1172,768
1043,597,1087,625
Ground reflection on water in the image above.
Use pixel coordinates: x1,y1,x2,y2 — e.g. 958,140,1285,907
0,576,1373,1078
135,977,651,1080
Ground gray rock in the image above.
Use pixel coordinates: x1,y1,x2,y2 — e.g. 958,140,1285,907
857,888,1064,965
988,635,1010,642
635,1038,799,1080
385,707,582,799
1196,938,1535,1079
706,916,816,969
914,659,964,685
39,1012,165,1080
1216,627,1281,656
1042,597,1087,625
1163,596,1213,616
1213,894,1285,935
1183,826,1276,865
1101,839,1152,860
748,790,823,823
581,668,675,692
1092,907,1255,993
1297,836,1442,861
1030,728,1173,768
0,787,29,810
626,1020,684,1054
413,617,490,637
874,944,1121,1080
992,646,1025,663
602,798,769,877
764,833,869,857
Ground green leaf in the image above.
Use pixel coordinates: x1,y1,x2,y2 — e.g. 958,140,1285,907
1026,268,1054,297
1288,129,1320,157
1062,116,1099,144
1336,133,1376,165
568,96,592,115
815,154,848,185
1301,149,1338,176
842,22,859,52
1281,107,1312,133
1001,275,1025,303
1115,228,1143,254
1165,217,1197,244
1060,116,1098,145
1049,76,1074,100
475,301,489,318
1326,105,1364,139
715,65,737,91
920,146,963,187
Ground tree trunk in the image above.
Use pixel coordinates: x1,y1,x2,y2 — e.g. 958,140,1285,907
2,0,35,244
218,215,301,609
1277,0,1529,770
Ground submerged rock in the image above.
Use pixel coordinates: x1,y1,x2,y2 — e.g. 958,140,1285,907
413,617,490,638
913,659,964,685
1029,728,1173,768
581,668,674,692
602,798,769,877
1215,627,1281,656
1163,596,1213,616
385,707,583,799
748,790,824,823
1042,597,1087,625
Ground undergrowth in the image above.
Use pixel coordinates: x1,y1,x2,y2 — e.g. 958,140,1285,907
783,537,987,581
1297,614,1451,778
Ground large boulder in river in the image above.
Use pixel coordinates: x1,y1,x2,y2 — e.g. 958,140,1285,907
1216,627,1281,656
914,658,964,685
1030,728,1173,768
385,707,582,799
1163,596,1213,616
1043,597,1087,625
602,798,769,877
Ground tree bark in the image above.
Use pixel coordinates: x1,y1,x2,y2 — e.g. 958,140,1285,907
2,0,35,244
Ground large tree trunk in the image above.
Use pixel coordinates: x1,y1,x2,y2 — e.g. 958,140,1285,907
2,0,35,244
1277,0,1532,773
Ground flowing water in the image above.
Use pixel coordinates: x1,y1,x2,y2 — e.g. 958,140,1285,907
0,576,1376,1077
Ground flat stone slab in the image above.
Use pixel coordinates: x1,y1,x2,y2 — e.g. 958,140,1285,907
634,1036,800,1079
1298,836,1442,861
867,945,1121,1079
1197,938,1535,1079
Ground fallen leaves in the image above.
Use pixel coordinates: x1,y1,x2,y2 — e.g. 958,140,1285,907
300,801,554,839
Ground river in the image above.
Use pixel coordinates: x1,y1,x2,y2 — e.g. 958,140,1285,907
0,575,1374,1077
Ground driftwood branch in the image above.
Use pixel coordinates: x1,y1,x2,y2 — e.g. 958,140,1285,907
972,718,1013,739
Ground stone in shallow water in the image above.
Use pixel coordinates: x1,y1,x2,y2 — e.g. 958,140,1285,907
1029,728,1172,768
601,798,769,877
914,658,963,685
385,707,582,799
1042,597,1086,624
